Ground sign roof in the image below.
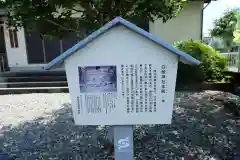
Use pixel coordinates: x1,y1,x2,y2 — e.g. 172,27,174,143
45,17,200,70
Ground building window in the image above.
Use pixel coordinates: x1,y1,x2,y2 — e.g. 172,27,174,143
9,29,18,48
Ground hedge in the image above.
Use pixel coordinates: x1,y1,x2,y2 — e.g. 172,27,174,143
174,39,226,84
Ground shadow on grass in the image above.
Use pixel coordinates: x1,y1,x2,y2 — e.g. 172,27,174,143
134,91,240,160
0,104,112,160
0,91,240,160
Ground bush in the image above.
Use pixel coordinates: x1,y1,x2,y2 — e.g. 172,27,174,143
174,39,226,84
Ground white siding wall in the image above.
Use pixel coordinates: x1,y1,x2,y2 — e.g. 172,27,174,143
150,1,203,44
4,27,29,68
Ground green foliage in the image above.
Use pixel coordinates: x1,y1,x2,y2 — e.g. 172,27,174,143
0,0,188,39
174,39,226,83
210,9,237,49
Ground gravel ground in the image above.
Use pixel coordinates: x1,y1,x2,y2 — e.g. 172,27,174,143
0,91,240,160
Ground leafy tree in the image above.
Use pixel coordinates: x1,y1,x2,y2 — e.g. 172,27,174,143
0,0,188,38
174,39,226,83
210,9,238,49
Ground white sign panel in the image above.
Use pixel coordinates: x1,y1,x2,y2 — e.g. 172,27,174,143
73,63,174,125
62,25,182,125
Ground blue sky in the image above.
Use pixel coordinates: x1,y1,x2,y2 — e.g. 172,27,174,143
203,0,240,34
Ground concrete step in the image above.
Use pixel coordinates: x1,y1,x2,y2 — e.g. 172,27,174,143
0,86,69,94
1,70,66,77
4,76,67,83
0,81,68,88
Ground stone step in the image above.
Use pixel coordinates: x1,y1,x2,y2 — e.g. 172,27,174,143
0,81,68,88
1,70,66,77
3,76,67,83
0,86,69,95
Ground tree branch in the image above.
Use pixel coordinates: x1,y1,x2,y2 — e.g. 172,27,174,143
45,19,81,33
71,8,85,13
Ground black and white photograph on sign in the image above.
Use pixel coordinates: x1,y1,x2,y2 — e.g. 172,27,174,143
78,66,117,93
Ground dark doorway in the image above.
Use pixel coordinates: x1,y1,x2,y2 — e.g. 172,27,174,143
44,39,61,62
25,33,45,64
62,37,79,52
25,32,83,64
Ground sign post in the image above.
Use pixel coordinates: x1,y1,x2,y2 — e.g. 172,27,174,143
113,125,134,160
45,17,200,159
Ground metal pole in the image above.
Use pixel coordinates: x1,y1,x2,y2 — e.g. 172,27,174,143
60,40,63,54
113,125,134,160
1,56,4,72
0,56,2,72
42,39,47,63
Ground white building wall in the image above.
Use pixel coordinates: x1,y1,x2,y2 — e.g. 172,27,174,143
4,27,28,68
149,1,203,44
